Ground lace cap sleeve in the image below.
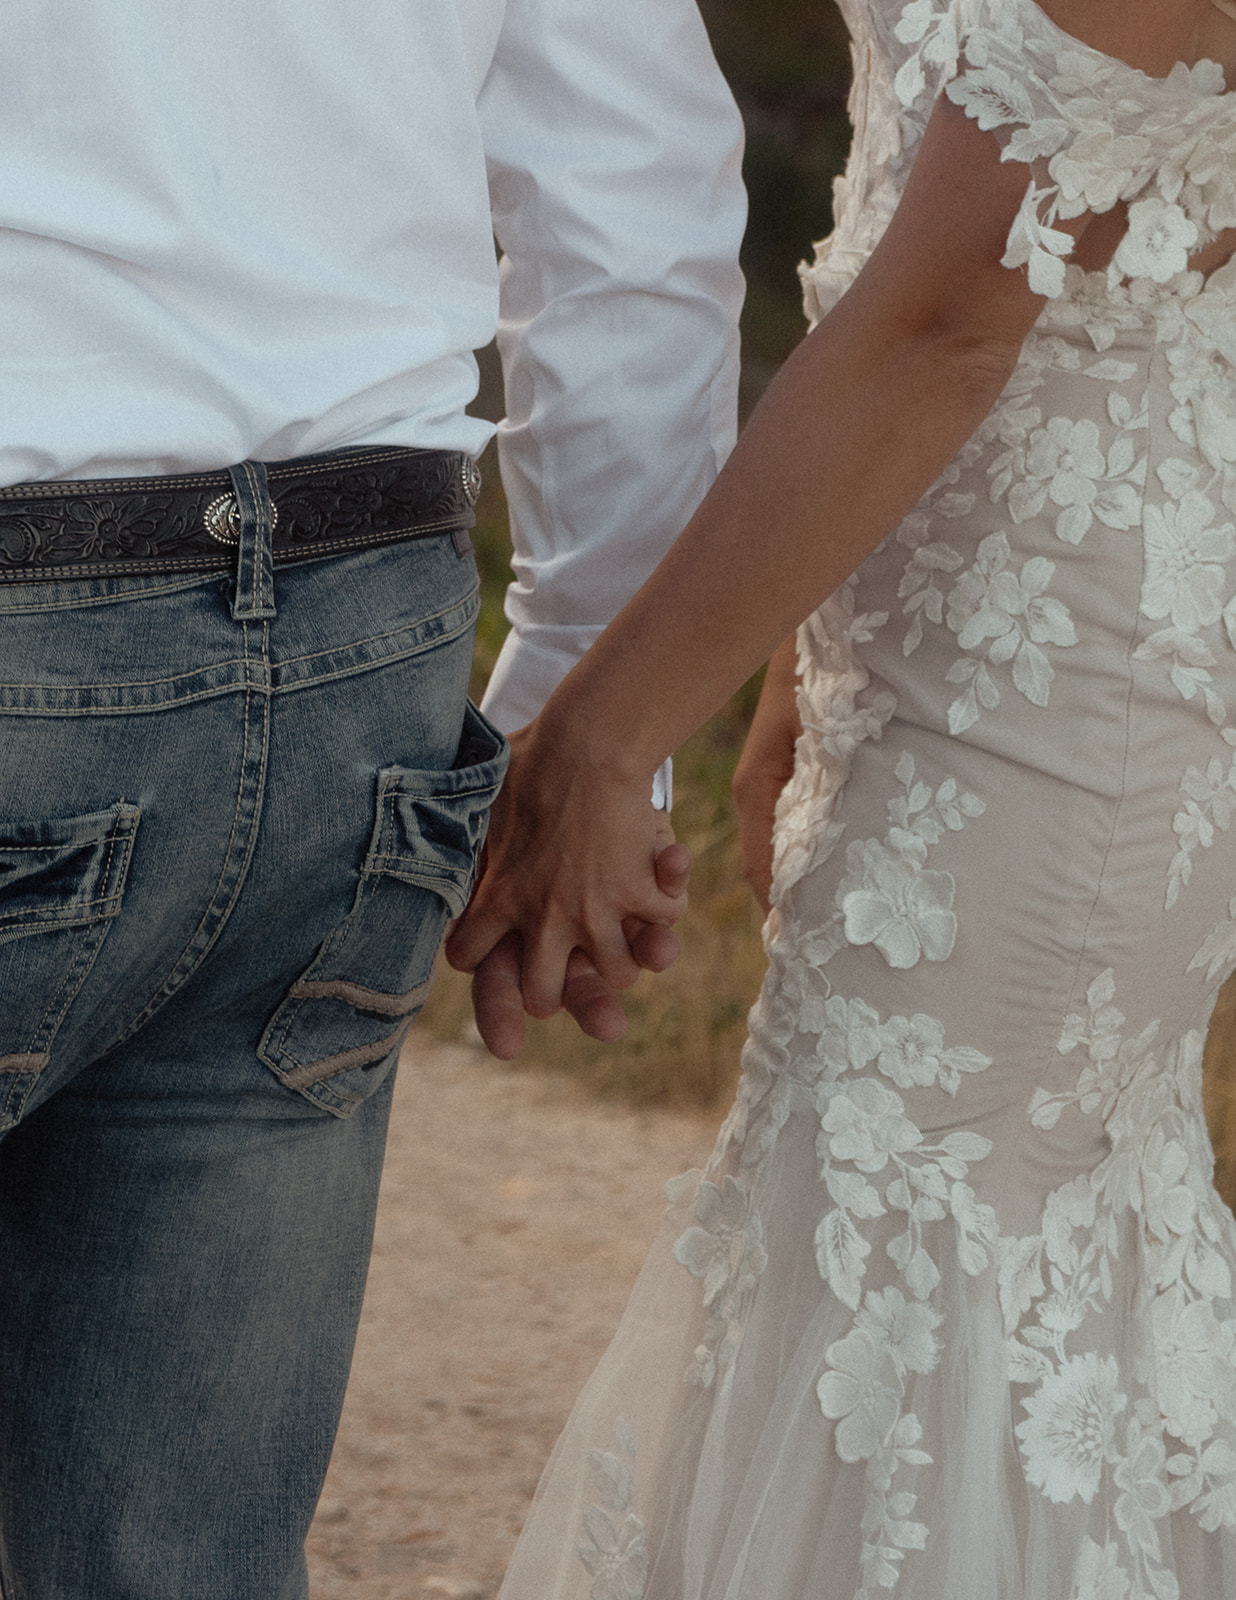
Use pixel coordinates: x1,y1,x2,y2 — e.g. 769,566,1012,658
891,0,1236,295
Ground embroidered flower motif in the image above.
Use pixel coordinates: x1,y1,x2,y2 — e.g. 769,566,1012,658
817,1326,904,1462
1017,1352,1127,1504
839,840,958,969
855,1287,942,1375
673,1175,767,1308
577,1513,648,1600
1136,1127,1198,1244
942,531,1077,729
817,1079,922,1175
1188,892,1236,984
1151,1295,1236,1450
1019,417,1107,517
673,1175,768,1386
828,756,982,970
1134,628,1227,732
874,1012,989,1094
576,1421,648,1600
1114,198,1200,285
770,594,895,904
1169,741,1236,908
1050,130,1152,215
815,994,883,1081
1070,1538,1133,1600
1001,416,1143,545
1140,493,1236,634
892,0,959,107
1112,1427,1171,1557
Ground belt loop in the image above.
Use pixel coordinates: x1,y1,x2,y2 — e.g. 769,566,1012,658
227,460,277,622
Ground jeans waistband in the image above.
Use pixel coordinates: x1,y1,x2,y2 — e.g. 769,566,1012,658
0,446,481,584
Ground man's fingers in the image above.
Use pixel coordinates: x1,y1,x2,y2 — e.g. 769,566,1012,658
562,950,628,1042
471,938,630,1055
444,894,505,974
470,931,528,1060
626,919,681,973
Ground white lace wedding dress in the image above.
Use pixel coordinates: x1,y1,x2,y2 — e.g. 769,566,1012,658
497,3,1236,1596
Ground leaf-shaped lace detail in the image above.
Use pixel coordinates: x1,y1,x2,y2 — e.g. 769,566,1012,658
672,1174,768,1387
1011,971,1236,1594
576,1420,648,1600
891,0,1236,297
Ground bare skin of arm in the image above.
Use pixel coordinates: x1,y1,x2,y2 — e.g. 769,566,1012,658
451,0,1210,1051
727,0,1233,926
732,636,800,915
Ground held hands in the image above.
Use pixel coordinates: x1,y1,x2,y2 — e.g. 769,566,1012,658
444,720,692,1059
447,638,798,1056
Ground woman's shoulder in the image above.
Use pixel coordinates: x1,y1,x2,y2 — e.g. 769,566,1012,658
887,0,1229,88
886,0,1235,122
1029,0,1213,80
1029,0,1236,106
880,0,1236,298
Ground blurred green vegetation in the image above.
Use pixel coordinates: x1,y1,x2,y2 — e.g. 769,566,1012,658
699,0,854,392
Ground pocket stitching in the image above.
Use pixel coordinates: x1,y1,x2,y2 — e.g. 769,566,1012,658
257,704,507,1116
25,809,140,1053
0,804,140,1130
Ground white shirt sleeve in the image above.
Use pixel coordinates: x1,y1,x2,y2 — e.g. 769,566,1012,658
475,0,746,736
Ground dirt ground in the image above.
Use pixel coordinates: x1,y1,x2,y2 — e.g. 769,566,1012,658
305,1034,722,1600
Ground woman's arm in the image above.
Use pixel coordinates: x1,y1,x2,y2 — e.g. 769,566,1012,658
449,96,1046,1002
732,637,801,915
448,0,1202,1031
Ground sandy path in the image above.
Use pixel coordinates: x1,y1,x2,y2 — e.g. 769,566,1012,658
306,1037,722,1600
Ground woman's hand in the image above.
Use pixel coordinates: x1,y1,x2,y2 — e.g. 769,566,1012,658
444,715,692,1057
732,637,801,915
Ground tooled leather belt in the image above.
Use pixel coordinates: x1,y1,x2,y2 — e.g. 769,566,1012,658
0,445,481,581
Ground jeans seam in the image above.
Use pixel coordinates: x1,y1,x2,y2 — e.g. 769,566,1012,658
99,623,273,1051
28,920,111,1055
262,877,378,1070
0,588,478,712
271,584,478,672
0,573,222,614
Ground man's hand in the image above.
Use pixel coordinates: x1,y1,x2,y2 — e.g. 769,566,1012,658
731,637,800,915
445,722,692,1058
465,829,692,1060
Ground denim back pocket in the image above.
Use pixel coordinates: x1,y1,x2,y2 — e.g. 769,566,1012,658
0,802,141,1130
258,702,508,1116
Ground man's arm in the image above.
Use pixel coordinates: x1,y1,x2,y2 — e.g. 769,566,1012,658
462,0,746,1055
476,0,747,734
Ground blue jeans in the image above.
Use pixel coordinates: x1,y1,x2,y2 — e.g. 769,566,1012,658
0,492,507,1598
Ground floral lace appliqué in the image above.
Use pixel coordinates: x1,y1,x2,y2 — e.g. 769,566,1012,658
894,0,1236,298
1003,971,1236,1598
835,752,985,968
809,991,995,1597
672,1173,769,1387
941,529,1077,731
575,1419,649,1600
